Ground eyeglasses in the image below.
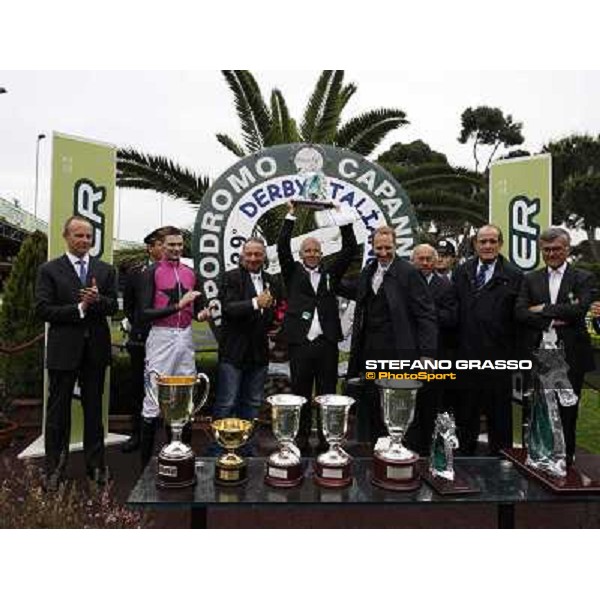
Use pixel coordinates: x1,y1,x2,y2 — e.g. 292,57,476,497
541,246,568,254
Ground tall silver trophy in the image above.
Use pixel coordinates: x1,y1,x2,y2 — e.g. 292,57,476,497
292,146,334,210
314,395,355,488
372,379,422,491
146,372,210,488
265,394,307,488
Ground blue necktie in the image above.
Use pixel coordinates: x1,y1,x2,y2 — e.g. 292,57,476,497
77,259,87,285
475,263,489,289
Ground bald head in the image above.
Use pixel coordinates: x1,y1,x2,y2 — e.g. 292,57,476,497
300,236,322,269
411,243,438,276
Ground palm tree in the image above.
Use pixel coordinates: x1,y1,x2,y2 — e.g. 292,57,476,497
216,70,408,158
116,70,410,206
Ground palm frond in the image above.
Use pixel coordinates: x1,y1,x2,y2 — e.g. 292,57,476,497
339,83,357,112
313,70,345,144
300,70,333,141
264,90,284,147
236,71,272,141
336,109,409,156
274,89,300,143
116,148,211,205
221,70,270,153
216,133,246,158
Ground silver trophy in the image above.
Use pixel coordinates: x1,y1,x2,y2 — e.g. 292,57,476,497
146,372,210,488
293,146,333,210
372,379,422,491
314,394,355,487
265,394,307,487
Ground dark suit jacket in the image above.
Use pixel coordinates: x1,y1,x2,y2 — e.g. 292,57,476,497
453,254,523,357
515,264,595,373
123,262,151,345
35,255,118,370
218,266,277,368
345,257,438,376
277,217,357,346
427,272,458,354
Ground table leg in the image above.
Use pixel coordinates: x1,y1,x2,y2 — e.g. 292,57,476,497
191,507,207,529
497,503,515,529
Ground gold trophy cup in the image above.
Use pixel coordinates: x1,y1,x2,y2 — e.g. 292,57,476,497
211,418,255,485
147,372,210,489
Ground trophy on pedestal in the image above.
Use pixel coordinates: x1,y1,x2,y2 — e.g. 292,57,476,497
292,146,334,210
429,412,459,481
146,372,210,489
314,395,355,488
265,394,307,488
211,418,255,485
372,379,421,491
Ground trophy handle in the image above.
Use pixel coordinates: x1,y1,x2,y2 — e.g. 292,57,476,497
193,373,210,416
145,369,161,407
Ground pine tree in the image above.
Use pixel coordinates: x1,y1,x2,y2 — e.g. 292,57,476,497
0,231,48,402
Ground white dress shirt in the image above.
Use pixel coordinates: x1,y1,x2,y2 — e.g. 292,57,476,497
66,252,90,318
305,265,323,341
548,262,567,305
372,262,389,295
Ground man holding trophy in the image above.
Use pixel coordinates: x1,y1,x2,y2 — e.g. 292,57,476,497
139,226,211,468
277,201,358,453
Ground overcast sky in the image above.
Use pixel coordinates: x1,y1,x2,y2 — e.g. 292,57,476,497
2,70,600,243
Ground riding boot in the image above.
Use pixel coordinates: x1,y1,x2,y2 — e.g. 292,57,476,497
140,417,158,469
122,413,141,453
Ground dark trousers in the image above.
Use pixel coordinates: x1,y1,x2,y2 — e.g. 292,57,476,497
455,373,513,456
405,385,441,456
127,342,146,428
46,361,107,477
561,369,585,461
289,337,338,443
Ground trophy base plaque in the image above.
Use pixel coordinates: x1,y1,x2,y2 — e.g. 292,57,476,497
156,452,196,489
502,448,600,494
371,453,420,491
291,199,334,210
313,459,353,488
265,461,304,488
214,457,248,486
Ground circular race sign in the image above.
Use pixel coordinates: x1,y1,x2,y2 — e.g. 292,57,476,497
192,143,417,331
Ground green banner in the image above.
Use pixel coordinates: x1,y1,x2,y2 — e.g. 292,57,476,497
44,132,116,445
489,154,552,272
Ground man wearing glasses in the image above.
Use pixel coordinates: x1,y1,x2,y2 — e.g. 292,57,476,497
516,227,596,467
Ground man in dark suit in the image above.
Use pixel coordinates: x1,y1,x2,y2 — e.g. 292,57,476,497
120,227,166,453
406,243,458,454
435,238,457,282
453,224,523,455
212,238,276,422
35,215,118,491
345,227,438,443
515,227,595,466
277,202,357,450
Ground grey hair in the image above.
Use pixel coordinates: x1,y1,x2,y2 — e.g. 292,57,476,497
243,237,267,251
540,227,571,246
411,243,438,261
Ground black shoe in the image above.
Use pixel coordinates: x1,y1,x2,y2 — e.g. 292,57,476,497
87,466,110,487
42,472,62,493
140,417,159,469
121,432,141,453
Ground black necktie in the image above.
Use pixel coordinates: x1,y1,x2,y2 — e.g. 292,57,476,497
475,263,489,289
76,259,87,285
